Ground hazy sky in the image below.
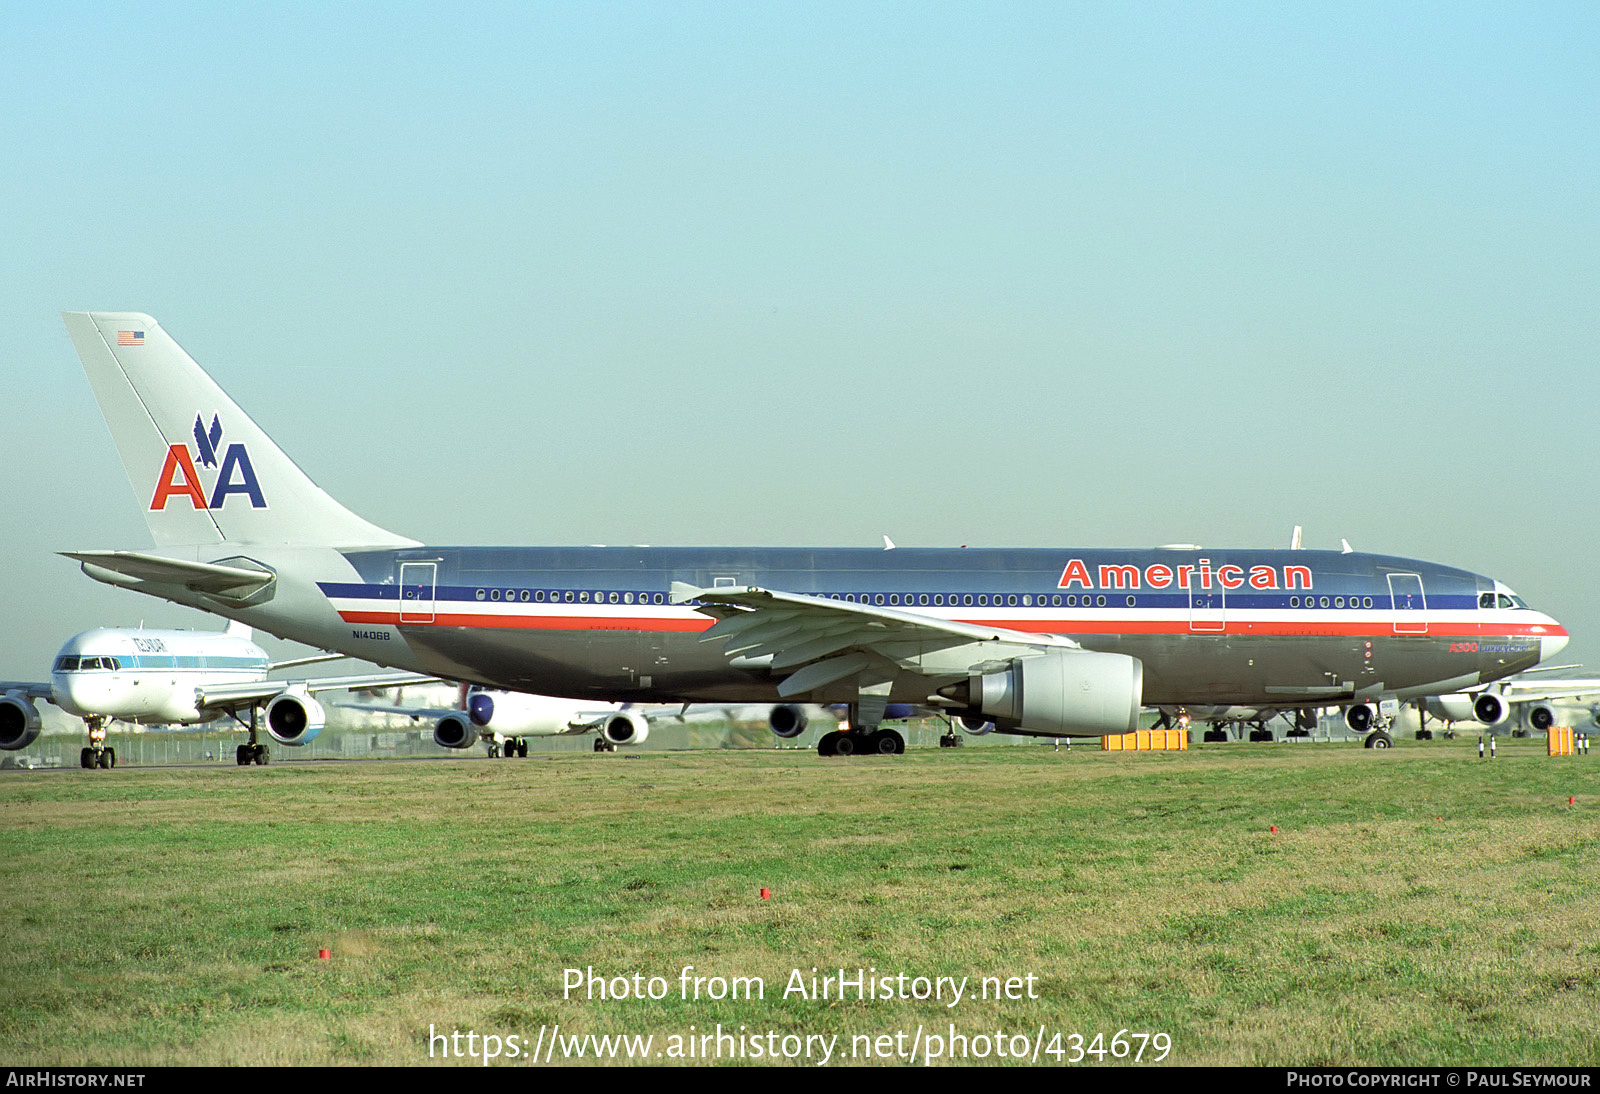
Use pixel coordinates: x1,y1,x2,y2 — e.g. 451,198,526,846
2,2,1596,676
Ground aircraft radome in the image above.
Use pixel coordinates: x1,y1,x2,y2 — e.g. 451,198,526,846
1,621,434,767
58,312,1569,756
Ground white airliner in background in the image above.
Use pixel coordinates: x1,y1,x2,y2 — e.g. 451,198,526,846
1423,670,1600,734
357,684,840,755
0,623,434,767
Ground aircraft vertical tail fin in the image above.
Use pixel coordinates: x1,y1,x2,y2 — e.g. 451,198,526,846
62,312,416,549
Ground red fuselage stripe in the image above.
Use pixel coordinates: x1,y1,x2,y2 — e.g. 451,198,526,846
334,610,1564,639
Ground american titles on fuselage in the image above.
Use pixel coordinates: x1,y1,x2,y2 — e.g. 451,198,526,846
1058,558,1311,591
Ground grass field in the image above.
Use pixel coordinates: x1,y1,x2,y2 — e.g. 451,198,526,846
3,737,1598,1067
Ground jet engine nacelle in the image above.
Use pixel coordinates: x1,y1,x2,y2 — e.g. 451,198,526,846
768,704,810,739
600,710,649,747
265,692,325,746
1526,703,1557,732
958,713,995,735
1473,691,1511,726
1422,694,1476,723
1345,703,1376,732
941,651,1142,737
0,694,43,751
434,712,478,749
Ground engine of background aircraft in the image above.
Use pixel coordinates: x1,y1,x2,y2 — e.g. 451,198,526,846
600,711,649,746
434,712,476,749
768,704,809,738
265,693,326,746
0,694,43,750
1471,692,1512,726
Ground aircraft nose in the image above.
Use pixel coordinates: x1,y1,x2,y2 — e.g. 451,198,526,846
468,692,495,727
1541,630,1570,663
52,676,92,717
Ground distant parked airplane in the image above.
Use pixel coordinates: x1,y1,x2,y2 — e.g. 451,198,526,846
354,684,840,755
1,623,433,767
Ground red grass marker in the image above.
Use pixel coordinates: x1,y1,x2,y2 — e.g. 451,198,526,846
1570,797,1576,806
318,949,330,960
1269,826,1278,834
760,888,770,900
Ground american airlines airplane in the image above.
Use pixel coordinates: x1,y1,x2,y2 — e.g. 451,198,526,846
56,312,1569,756
0,622,434,767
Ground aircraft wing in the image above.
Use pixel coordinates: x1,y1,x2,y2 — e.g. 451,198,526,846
1494,677,1600,701
0,682,54,701
671,582,1073,700
343,701,613,736
197,672,440,710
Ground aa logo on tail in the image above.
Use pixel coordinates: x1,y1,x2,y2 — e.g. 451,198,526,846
150,413,267,511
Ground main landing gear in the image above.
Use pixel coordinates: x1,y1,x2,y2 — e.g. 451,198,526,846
230,708,270,766
79,715,115,769
817,727,905,756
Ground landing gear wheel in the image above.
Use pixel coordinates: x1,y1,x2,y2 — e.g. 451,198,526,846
870,729,905,755
236,745,252,766
817,731,840,757
105,748,115,768
254,744,270,765
833,732,858,757
517,740,529,757
96,750,111,769
1364,731,1394,750
488,743,501,758
81,748,95,769
939,733,964,748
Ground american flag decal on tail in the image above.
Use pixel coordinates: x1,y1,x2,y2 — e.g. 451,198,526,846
117,330,144,346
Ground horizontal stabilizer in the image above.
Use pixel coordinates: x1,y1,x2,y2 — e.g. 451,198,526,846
64,551,274,598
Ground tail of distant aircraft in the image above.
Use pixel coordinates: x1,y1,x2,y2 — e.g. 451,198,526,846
62,312,414,549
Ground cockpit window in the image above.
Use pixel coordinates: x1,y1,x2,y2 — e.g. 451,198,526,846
1479,593,1495,609
54,656,78,672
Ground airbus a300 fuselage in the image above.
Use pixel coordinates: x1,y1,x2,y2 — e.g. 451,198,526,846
58,312,1568,754
318,545,1555,708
